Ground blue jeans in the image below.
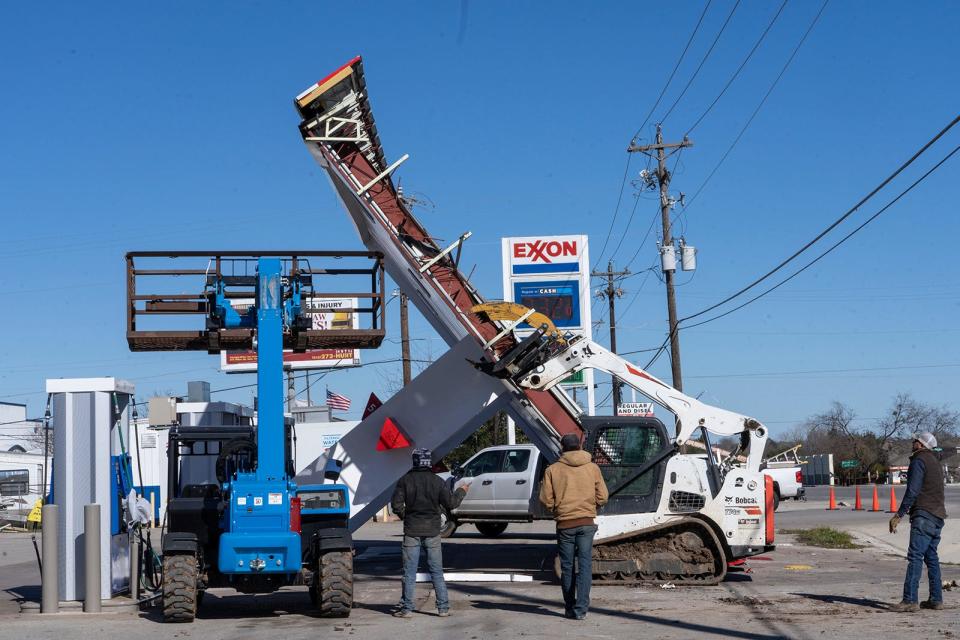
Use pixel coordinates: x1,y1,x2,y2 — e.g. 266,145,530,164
400,535,448,612
557,525,597,617
902,515,943,604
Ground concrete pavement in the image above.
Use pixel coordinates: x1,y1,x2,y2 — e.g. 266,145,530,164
1,519,958,639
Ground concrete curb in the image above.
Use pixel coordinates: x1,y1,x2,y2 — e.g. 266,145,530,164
20,594,156,615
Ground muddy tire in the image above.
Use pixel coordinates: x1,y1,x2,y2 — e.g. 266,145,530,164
162,554,198,623
476,522,508,538
316,550,353,618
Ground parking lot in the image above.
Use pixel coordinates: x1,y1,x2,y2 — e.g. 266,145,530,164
1,487,958,640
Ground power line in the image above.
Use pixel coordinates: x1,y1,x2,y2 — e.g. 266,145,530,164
659,0,742,126
682,111,960,324
684,0,789,136
634,0,715,140
687,362,960,379
207,357,433,396
682,0,830,214
594,154,635,269
595,0,714,269
681,142,960,329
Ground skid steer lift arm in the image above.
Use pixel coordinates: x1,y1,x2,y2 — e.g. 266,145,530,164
472,303,769,471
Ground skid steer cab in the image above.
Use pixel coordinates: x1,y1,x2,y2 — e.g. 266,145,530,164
161,426,354,622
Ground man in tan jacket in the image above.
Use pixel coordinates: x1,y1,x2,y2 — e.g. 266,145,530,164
539,433,609,619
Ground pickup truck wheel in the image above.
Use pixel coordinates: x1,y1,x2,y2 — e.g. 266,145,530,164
476,522,508,538
772,485,781,512
439,508,458,538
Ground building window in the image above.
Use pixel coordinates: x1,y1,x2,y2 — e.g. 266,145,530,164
0,469,29,496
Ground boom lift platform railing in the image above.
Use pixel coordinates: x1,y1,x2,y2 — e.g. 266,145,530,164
126,250,386,353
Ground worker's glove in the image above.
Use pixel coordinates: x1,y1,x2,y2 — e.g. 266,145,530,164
889,515,901,534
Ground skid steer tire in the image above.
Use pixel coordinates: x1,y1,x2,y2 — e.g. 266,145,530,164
316,550,353,618
162,554,198,623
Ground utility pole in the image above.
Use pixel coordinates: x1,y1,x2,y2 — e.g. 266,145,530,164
592,260,629,411
399,292,412,385
628,125,692,391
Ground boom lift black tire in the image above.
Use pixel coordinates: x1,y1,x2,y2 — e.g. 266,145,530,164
476,522,508,537
315,550,353,617
162,554,199,623
772,483,781,512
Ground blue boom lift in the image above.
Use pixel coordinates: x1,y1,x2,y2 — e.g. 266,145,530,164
126,251,385,621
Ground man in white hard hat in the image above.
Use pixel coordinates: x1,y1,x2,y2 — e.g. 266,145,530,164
888,432,946,612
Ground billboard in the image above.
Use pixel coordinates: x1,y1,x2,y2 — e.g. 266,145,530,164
502,235,594,414
220,297,361,373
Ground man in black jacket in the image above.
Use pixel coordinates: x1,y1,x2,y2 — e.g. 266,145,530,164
390,448,469,618
888,432,947,612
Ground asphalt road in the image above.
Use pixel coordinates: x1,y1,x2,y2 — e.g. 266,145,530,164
776,484,959,563
2,516,958,639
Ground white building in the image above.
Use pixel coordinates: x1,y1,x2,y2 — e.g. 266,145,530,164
0,401,44,453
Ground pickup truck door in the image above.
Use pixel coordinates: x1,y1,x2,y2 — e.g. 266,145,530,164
454,449,504,513
494,449,534,515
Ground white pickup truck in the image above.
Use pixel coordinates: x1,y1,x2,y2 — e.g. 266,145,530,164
761,463,804,510
439,444,551,537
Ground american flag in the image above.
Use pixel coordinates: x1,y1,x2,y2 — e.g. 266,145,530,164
326,388,352,412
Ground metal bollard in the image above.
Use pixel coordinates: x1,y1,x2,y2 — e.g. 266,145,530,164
41,504,59,613
129,532,140,601
83,504,101,613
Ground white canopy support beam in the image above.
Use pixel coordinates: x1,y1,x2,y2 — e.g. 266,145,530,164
304,117,369,144
419,231,472,273
357,153,409,196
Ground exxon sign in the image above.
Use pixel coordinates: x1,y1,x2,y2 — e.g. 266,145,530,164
506,235,586,275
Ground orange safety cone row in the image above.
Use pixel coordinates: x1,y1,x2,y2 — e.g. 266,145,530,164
826,485,839,510
888,485,899,513
870,485,881,512
853,486,864,511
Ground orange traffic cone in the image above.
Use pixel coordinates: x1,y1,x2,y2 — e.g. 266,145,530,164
888,486,898,513
826,485,839,510
870,485,881,512
853,486,864,511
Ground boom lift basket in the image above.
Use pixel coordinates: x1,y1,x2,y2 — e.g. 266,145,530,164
125,251,386,353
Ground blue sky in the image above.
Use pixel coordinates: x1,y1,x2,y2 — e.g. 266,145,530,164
1,1,958,437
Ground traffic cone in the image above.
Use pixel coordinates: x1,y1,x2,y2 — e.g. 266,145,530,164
888,486,898,513
826,485,839,510
853,486,863,511
870,485,881,512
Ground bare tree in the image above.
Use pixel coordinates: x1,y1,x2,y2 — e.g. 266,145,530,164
925,405,959,446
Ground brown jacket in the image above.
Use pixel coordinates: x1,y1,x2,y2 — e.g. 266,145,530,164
539,450,609,529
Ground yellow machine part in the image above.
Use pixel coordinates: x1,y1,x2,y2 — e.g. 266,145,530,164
471,302,566,345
